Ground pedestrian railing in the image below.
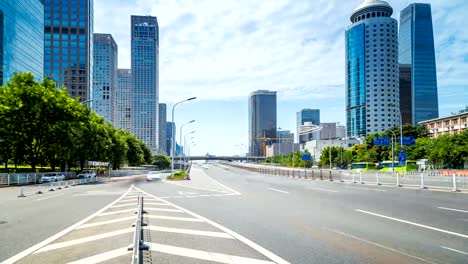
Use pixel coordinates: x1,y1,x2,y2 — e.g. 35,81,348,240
128,194,149,264
17,177,97,197
0,172,77,186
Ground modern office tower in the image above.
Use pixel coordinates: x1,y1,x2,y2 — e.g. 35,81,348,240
166,121,175,156
296,109,320,142
116,69,132,131
43,0,93,102
0,0,44,85
158,103,167,155
399,3,439,125
131,15,159,153
92,33,117,123
248,90,277,157
346,0,400,137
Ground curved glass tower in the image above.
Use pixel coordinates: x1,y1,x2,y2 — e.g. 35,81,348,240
346,0,400,137
248,90,277,157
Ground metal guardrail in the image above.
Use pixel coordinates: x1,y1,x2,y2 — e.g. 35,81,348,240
128,194,149,264
17,177,97,197
0,172,77,186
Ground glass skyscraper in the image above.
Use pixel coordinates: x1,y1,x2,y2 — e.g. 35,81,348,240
399,3,439,125
158,103,167,155
43,0,93,102
131,15,159,153
0,0,44,85
166,121,174,156
296,108,320,142
116,69,132,131
346,0,400,137
92,33,117,123
249,90,277,157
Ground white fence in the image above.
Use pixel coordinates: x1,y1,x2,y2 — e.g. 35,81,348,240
0,172,77,186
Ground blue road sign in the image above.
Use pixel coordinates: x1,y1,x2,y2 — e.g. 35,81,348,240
108,162,112,168
373,136,391,146
402,136,416,146
398,151,407,166
301,153,311,161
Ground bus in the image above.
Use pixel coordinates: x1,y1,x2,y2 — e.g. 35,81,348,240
378,160,418,172
351,162,377,172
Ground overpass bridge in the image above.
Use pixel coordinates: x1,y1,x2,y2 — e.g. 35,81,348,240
185,156,266,161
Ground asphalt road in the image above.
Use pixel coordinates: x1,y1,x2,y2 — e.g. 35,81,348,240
1,163,467,264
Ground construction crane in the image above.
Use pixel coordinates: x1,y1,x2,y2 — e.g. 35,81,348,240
251,131,294,157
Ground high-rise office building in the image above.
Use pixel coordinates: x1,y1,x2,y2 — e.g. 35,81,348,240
158,103,167,155
296,109,320,142
346,0,400,137
166,121,175,156
92,33,117,123
0,0,44,85
248,90,277,156
399,3,438,125
43,0,94,102
131,15,159,153
116,69,132,131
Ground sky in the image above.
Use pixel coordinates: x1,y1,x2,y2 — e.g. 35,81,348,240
95,0,468,156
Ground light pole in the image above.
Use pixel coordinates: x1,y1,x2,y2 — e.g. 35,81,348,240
389,103,403,147
171,97,197,175
183,132,196,165
180,120,195,168
388,130,397,172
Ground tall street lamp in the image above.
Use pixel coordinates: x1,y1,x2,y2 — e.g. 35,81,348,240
183,131,196,168
171,97,197,175
180,120,195,168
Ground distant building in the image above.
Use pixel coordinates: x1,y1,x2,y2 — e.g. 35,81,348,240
166,121,175,156
277,130,294,142
116,69,132,131
92,33,117,123
419,112,468,138
399,3,439,125
299,122,338,145
158,104,167,155
296,109,320,142
266,143,300,157
304,139,363,163
44,0,93,101
248,90,277,156
0,0,44,85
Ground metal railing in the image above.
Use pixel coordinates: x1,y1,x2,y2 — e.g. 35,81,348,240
128,194,149,264
0,172,77,186
17,177,97,197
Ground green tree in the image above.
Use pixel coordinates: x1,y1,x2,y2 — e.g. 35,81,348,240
153,154,170,169
141,143,153,164
126,135,144,166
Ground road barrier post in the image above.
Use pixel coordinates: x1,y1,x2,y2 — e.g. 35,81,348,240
18,187,26,197
396,173,401,187
312,170,315,180
320,170,323,180
376,172,380,185
420,173,426,189
329,170,333,181
359,172,363,184
7,173,10,186
452,174,459,192
57,181,62,190
49,182,55,191
352,171,356,183
37,184,43,194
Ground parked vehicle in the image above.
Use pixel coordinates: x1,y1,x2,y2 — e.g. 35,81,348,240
351,162,377,172
77,170,96,179
40,173,65,183
378,160,418,172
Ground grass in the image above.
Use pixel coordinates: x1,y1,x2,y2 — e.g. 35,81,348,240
166,171,187,181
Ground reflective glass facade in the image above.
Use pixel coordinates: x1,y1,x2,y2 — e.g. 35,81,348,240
248,90,277,156
92,33,117,124
158,103,167,155
131,15,159,153
296,109,320,142
399,3,438,125
44,0,93,102
166,121,174,156
0,0,44,85
116,69,132,131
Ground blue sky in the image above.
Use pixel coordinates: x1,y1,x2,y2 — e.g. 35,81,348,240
95,0,468,156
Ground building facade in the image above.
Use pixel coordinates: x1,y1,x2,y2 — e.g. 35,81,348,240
131,15,159,153
116,69,132,131
92,33,117,123
266,143,300,157
166,121,174,156
419,112,468,139
248,90,277,157
296,109,320,142
346,0,400,137
399,3,438,125
158,103,167,155
44,0,93,101
299,122,338,145
0,0,44,85
305,139,363,164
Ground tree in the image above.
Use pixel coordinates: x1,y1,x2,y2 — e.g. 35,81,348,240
141,143,153,164
126,135,144,166
153,154,170,169
451,105,468,115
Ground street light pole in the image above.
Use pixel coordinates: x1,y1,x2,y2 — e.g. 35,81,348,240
179,120,195,169
183,131,195,166
389,130,397,173
171,97,196,176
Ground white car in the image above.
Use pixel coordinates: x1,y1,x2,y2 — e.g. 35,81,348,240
146,171,163,181
77,170,96,179
40,173,65,183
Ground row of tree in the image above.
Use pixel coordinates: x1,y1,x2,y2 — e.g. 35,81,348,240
0,73,153,172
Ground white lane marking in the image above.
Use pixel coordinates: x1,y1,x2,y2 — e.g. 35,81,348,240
144,202,171,206
163,181,228,193
146,215,203,222
145,207,183,212
308,187,339,193
437,207,468,214
325,228,437,264
146,225,233,239
98,208,135,216
268,188,289,194
356,209,468,239
345,186,387,192
76,216,136,229
111,202,136,208
133,186,290,264
65,247,130,264
441,246,468,256
35,193,65,201
149,243,276,264
200,169,242,195
34,228,134,253
1,187,132,264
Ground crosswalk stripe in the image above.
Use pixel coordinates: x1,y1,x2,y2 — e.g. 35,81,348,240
145,207,183,212
111,203,136,208
34,228,134,253
144,202,171,206
76,216,136,229
149,243,275,264
146,215,203,222
98,208,135,216
146,226,233,239
65,247,130,264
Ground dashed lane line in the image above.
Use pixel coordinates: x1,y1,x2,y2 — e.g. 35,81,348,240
268,188,289,194
111,202,137,208
145,202,171,206
146,215,204,222
35,193,65,201
440,246,468,256
145,207,184,213
148,243,276,264
162,180,229,193
98,208,136,216
308,187,339,193
65,247,130,264
146,225,234,239
76,216,136,229
437,207,468,214
200,169,242,195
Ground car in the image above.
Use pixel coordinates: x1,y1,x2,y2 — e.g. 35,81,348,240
77,170,96,179
40,173,66,183
146,171,164,181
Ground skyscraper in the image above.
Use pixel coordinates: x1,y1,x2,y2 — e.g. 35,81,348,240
248,90,277,156
296,109,320,142
116,69,132,131
92,33,117,123
166,121,175,156
346,0,400,137
399,3,439,125
131,15,159,153
158,103,167,155
0,0,44,85
43,0,94,101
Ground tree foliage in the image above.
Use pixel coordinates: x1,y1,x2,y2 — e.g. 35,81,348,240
153,154,171,169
